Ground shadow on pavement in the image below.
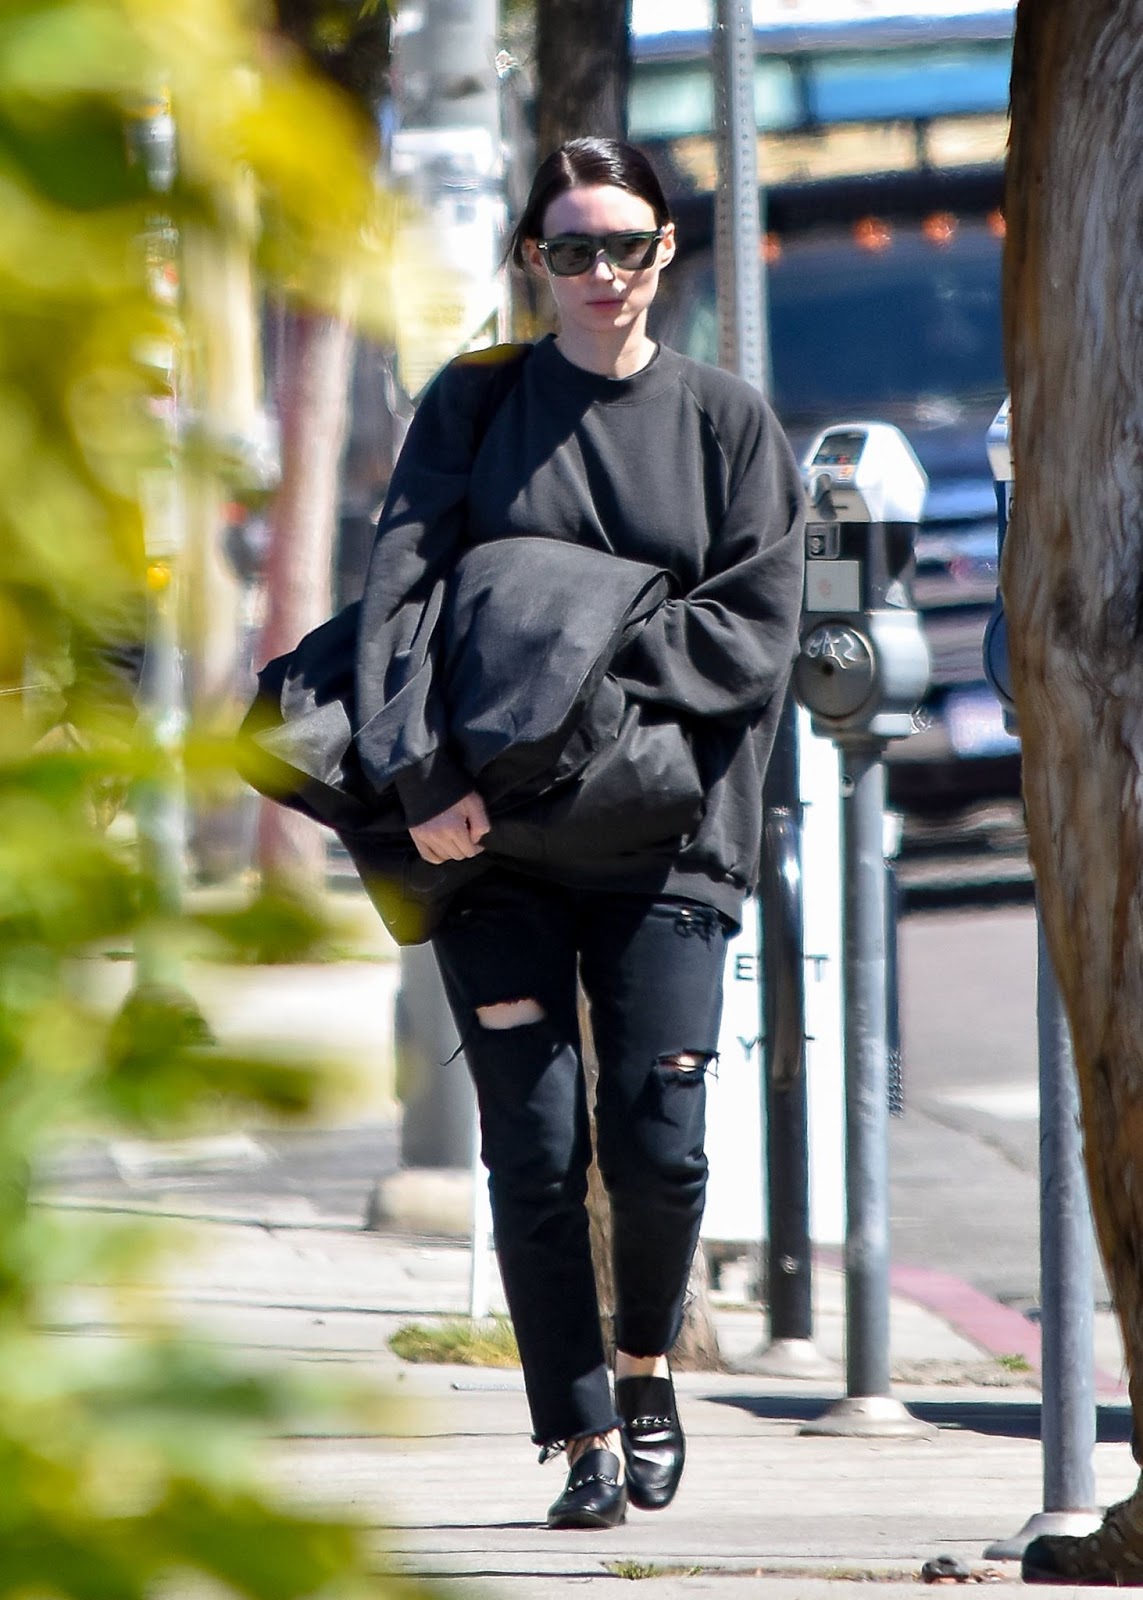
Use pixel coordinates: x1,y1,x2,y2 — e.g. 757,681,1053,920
709,1392,1133,1444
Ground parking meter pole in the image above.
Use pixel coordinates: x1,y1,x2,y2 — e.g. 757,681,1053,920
981,926,1102,1557
840,738,892,1397
1037,911,1097,1516
980,398,1101,1557
799,733,933,1437
886,862,904,1115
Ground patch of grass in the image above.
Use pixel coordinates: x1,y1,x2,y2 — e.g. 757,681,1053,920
996,1352,1033,1374
605,1562,704,1581
388,1316,520,1367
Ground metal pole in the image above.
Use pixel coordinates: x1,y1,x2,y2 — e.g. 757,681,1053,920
763,711,811,1346
1037,909,1097,1515
983,913,1101,1553
802,738,933,1436
711,1,822,1375
763,807,812,1338
712,0,768,396
743,717,832,1378
841,741,891,1396
469,1110,494,1319
886,861,904,1116
983,909,1100,1556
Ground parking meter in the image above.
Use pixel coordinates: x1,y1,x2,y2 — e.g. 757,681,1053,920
793,423,930,746
791,421,936,1441
982,397,1017,725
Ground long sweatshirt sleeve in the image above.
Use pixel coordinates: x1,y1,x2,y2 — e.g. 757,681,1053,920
608,399,805,724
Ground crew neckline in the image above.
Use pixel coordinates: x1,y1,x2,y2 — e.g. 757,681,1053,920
535,334,678,403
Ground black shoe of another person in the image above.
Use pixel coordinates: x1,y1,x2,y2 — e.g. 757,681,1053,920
616,1373,685,1511
546,1448,627,1530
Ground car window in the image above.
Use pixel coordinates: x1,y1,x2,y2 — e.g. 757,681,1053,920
672,221,1005,420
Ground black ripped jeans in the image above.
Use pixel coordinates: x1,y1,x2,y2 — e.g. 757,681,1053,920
432,869,730,1448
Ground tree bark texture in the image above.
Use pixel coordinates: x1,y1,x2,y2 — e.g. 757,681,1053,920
535,0,630,156
1004,0,1143,1438
256,305,353,891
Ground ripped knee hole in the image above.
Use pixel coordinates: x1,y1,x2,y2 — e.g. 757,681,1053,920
658,1051,711,1073
475,998,546,1030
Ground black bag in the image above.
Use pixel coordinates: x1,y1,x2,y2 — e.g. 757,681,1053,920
239,344,534,834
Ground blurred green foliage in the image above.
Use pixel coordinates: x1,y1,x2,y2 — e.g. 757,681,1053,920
0,1,439,1595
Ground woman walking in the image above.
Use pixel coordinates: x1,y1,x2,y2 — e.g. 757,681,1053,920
356,138,806,1528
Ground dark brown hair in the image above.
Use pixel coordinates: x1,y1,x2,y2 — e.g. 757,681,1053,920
508,137,672,269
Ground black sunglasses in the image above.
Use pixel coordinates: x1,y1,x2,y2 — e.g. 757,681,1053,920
537,229,664,277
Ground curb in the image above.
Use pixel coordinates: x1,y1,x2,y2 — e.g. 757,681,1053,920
888,1260,1128,1399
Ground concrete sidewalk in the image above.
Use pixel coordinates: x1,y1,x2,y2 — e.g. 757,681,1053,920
37,1117,1136,1599
44,935,1136,1595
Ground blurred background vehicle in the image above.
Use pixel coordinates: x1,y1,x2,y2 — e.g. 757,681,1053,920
633,0,1019,830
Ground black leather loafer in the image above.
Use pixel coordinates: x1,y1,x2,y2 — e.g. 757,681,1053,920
616,1373,685,1511
546,1447,628,1530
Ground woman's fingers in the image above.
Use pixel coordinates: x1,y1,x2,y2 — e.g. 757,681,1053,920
409,792,489,863
462,791,491,842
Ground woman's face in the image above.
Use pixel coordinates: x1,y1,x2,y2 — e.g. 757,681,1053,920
523,182,675,342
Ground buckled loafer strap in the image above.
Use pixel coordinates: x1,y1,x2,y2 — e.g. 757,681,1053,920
546,1447,628,1530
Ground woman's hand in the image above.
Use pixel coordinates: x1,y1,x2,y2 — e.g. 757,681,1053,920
408,791,491,864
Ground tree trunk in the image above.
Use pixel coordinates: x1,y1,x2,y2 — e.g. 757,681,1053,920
1004,0,1143,1446
508,0,632,342
535,0,630,156
579,993,725,1373
256,304,353,892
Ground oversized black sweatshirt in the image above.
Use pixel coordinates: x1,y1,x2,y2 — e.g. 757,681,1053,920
356,334,806,926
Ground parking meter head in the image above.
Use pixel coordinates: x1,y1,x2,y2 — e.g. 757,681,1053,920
795,422,931,744
794,623,876,721
986,396,1012,490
